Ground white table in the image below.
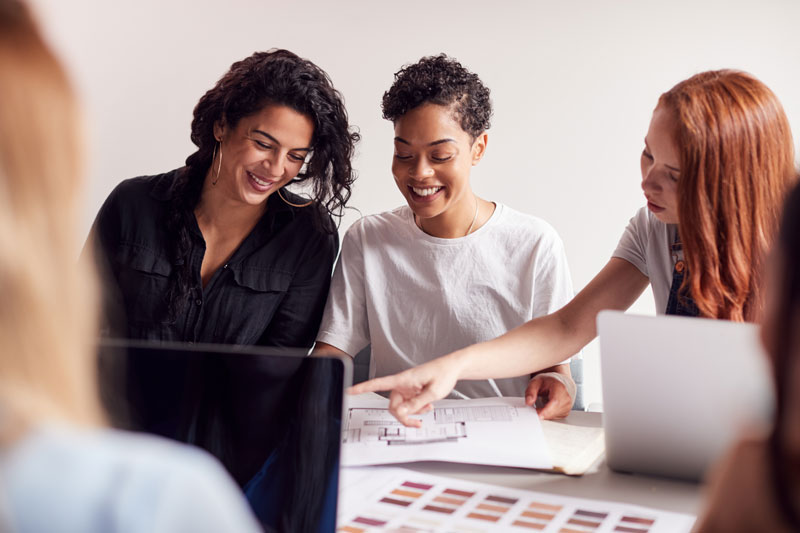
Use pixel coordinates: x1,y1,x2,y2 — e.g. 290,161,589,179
380,411,702,516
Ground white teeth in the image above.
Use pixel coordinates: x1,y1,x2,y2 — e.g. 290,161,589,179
249,172,268,187
412,186,442,197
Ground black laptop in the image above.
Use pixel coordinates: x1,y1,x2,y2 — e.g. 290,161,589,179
97,339,351,533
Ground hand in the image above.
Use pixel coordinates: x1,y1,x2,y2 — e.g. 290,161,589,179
525,373,574,420
348,357,460,427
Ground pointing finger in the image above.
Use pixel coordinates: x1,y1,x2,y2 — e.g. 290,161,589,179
349,374,401,395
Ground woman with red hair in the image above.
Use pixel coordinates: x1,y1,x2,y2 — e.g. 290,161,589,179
353,70,798,426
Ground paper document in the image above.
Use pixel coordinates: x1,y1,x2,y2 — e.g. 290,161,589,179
342,396,552,470
338,466,696,532
540,417,605,475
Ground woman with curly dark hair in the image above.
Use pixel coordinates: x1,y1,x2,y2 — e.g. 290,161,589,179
88,49,358,348
315,54,578,419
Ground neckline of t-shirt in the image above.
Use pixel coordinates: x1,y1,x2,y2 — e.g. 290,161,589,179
404,202,504,245
643,207,683,262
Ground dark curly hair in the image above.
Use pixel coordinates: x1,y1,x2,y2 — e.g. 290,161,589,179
164,49,359,320
381,54,492,138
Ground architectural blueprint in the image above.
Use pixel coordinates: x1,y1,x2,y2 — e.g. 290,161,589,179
341,396,553,469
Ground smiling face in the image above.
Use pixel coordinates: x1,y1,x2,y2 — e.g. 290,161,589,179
212,104,314,206
641,105,681,225
391,103,486,231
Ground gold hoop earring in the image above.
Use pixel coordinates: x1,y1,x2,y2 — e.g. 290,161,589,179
211,141,222,186
277,188,313,208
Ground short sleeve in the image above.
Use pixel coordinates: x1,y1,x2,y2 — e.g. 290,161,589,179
530,226,578,365
531,228,575,319
316,220,370,356
612,207,650,278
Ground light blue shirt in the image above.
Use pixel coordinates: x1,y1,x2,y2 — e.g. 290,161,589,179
0,424,262,533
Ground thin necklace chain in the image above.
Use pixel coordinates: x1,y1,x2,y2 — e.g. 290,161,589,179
415,196,480,237
465,196,479,236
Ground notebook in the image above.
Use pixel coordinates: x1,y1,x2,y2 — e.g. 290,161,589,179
597,311,773,481
97,339,351,532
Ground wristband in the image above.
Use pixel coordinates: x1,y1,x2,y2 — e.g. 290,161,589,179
532,371,577,407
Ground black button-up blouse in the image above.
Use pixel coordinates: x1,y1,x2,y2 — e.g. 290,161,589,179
87,169,338,348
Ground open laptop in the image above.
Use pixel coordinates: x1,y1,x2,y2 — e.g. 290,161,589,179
97,339,351,533
597,310,773,481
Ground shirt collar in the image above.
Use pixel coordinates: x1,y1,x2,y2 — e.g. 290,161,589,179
181,182,298,257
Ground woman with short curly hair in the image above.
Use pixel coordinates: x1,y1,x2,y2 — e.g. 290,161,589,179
88,49,359,348
315,54,578,419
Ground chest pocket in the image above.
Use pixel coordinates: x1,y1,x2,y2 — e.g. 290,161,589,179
217,265,293,344
114,244,173,326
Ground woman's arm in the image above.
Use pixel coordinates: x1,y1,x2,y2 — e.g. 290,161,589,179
313,220,370,357
351,257,649,426
312,342,350,358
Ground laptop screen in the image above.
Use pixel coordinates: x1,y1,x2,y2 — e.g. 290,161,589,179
97,339,349,533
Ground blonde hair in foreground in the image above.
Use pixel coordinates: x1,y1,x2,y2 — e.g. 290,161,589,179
0,0,102,435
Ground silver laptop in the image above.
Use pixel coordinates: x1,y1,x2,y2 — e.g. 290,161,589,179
597,310,773,481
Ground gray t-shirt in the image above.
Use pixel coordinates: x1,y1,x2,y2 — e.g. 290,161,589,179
0,425,261,533
612,206,681,314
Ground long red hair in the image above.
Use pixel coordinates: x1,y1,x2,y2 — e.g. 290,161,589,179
659,70,797,322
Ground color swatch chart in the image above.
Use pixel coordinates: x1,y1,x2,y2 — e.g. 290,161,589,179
337,467,696,532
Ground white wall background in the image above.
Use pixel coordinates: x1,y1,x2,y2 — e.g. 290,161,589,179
28,0,800,407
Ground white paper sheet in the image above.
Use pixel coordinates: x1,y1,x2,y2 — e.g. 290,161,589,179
341,396,553,470
540,418,605,475
338,466,697,532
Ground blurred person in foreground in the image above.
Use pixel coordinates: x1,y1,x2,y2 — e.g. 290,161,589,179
0,2,260,531
695,182,800,531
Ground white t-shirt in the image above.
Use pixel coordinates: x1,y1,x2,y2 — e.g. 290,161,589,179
317,203,575,399
0,425,261,533
612,206,681,314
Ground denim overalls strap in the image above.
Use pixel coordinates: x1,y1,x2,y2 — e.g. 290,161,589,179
665,231,700,316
